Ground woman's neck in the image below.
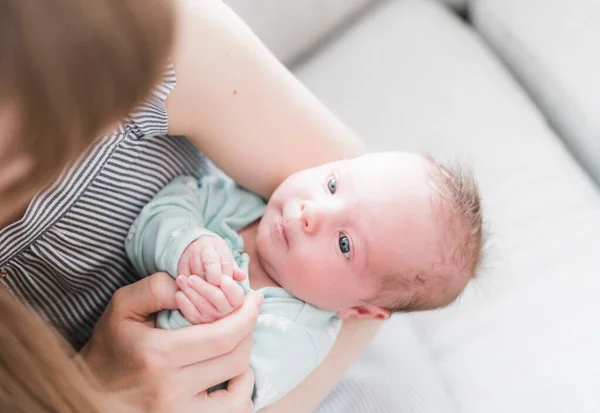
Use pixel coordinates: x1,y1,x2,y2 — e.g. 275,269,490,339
238,221,280,290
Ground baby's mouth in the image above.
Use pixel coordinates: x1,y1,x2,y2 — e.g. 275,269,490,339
277,218,289,247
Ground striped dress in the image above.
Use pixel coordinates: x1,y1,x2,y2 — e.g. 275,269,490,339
0,65,207,349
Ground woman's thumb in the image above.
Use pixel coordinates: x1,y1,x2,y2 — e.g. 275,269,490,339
112,272,179,321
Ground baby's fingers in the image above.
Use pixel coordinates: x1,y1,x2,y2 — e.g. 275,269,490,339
175,291,204,324
202,246,222,285
214,243,235,279
220,276,245,308
176,275,218,323
232,264,247,282
188,275,232,316
177,253,193,277
189,252,205,279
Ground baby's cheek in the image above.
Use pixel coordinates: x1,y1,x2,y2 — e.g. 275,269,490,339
255,227,268,252
291,274,322,303
283,258,314,291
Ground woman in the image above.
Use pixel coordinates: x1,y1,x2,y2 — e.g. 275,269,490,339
0,0,380,412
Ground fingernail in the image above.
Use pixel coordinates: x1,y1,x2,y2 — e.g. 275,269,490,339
189,275,200,285
256,293,264,307
177,275,187,286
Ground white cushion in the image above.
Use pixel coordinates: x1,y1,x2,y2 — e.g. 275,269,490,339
295,0,600,412
472,0,600,184
223,0,379,64
437,0,467,12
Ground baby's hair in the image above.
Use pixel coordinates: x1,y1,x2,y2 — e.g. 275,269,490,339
374,155,484,313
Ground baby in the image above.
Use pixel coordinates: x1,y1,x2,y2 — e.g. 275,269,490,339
126,151,483,410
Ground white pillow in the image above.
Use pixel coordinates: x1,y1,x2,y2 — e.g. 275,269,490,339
223,0,379,64
437,0,468,12
472,0,600,184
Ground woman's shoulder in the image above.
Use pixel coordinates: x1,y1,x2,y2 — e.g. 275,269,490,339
114,62,176,139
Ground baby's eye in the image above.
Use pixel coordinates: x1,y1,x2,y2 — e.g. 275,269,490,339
339,234,351,259
327,175,337,194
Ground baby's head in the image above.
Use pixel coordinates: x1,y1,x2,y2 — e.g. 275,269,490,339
256,152,483,319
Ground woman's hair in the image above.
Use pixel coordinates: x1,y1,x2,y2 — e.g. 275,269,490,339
0,288,110,413
0,0,176,221
0,0,176,410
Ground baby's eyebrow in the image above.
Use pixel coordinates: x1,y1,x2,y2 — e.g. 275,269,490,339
336,166,351,193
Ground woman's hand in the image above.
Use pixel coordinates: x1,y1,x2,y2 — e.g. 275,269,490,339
81,272,262,413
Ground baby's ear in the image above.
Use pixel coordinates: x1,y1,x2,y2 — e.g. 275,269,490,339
337,305,391,320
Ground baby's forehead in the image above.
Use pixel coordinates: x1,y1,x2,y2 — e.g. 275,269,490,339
348,154,432,192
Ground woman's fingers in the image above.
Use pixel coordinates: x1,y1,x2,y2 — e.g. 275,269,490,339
110,272,179,321
224,367,255,397
178,332,253,393
203,368,255,413
161,291,263,367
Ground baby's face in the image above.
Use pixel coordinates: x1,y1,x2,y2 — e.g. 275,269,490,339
256,152,441,319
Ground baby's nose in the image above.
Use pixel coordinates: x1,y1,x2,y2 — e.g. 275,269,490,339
300,201,321,234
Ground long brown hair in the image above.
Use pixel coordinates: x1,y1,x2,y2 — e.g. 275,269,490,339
0,0,176,411
0,0,176,222
0,288,109,413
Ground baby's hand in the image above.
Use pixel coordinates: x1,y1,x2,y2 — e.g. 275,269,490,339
175,236,247,324
177,235,246,283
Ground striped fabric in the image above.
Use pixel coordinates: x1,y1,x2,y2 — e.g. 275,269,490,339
0,65,207,349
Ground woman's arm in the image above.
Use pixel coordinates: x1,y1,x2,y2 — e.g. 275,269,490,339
166,0,365,199
262,319,383,413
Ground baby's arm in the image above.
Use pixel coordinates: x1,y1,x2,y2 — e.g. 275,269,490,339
125,176,245,325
